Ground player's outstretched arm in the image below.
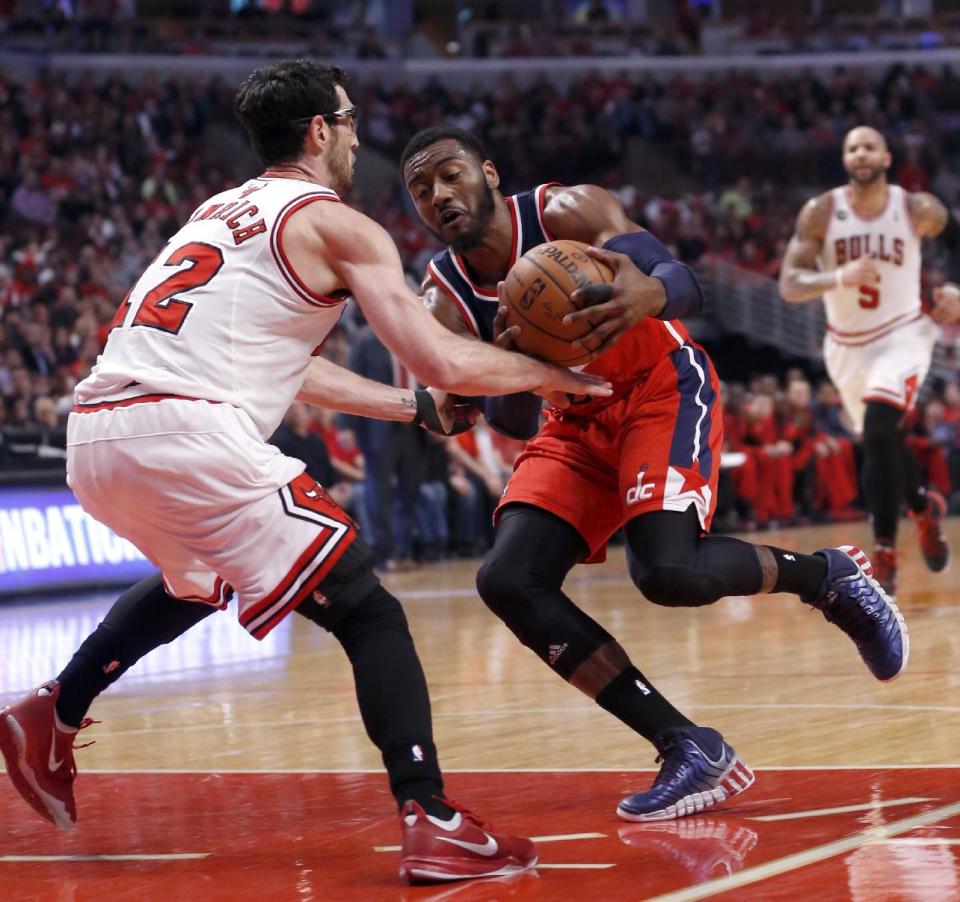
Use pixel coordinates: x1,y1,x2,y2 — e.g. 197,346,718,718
297,202,611,400
297,355,478,434
779,194,879,302
909,191,960,324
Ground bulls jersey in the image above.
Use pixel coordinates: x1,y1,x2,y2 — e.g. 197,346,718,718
75,176,346,438
819,184,923,345
426,183,693,407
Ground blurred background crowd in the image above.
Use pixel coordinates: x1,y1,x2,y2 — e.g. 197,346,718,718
4,0,960,571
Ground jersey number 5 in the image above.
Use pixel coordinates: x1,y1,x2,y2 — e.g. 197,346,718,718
858,284,880,309
112,242,225,335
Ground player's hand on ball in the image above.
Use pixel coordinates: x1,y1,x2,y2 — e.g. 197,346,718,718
494,283,522,350
932,283,960,324
565,246,667,356
839,257,881,287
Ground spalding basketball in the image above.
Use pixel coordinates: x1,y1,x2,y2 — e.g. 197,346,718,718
502,239,614,366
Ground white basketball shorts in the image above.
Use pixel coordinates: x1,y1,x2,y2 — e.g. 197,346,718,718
823,317,937,433
66,395,359,639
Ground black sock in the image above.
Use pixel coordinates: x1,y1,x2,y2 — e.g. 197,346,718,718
330,584,453,819
769,547,829,597
596,667,694,743
55,575,216,727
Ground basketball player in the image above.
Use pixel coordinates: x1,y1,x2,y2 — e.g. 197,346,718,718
399,125,908,822
780,125,960,596
8,124,909,835
0,61,611,884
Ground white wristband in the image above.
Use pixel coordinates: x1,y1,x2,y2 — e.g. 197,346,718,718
835,268,844,288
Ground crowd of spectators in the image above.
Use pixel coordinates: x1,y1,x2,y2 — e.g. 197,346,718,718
4,2,960,61
4,60,960,561
715,361,960,535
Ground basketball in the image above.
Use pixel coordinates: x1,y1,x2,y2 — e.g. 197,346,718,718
502,239,614,366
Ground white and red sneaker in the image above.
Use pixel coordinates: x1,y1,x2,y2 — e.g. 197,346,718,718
398,799,538,884
0,681,94,831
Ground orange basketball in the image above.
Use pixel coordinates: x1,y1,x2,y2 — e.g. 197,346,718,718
502,239,614,366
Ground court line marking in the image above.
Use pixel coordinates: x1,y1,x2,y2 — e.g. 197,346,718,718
76,702,960,738
76,765,960,774
536,863,615,870
875,838,960,846
645,798,960,902
0,854,209,862
375,831,607,852
749,797,934,822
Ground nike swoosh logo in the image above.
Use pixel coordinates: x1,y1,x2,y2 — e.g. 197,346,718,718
305,490,318,498
435,833,499,857
48,734,63,772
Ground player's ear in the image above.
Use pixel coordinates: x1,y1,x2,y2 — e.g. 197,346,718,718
482,160,500,190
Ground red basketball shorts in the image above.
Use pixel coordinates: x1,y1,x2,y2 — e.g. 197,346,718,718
496,344,723,563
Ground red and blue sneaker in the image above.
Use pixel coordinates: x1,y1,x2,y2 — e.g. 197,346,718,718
616,727,755,822
802,545,908,681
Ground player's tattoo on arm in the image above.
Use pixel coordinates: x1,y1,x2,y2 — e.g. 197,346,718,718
754,546,779,594
907,191,949,239
779,194,836,303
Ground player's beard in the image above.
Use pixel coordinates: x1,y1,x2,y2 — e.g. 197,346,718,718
447,181,496,253
328,132,354,196
847,163,886,186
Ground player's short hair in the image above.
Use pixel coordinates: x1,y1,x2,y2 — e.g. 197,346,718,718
235,59,348,167
400,126,489,175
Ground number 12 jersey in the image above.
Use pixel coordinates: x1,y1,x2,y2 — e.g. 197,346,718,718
75,176,347,438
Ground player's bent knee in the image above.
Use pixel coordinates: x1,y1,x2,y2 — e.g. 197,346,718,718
630,559,723,607
295,536,382,632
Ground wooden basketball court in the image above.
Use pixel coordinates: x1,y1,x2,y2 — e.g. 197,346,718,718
2,517,959,900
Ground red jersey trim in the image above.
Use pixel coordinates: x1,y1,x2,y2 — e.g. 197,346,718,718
271,193,344,308
72,393,220,414
826,311,923,347
506,194,522,268
164,575,233,609
535,182,562,242
427,260,481,336
826,310,918,337
845,185,891,222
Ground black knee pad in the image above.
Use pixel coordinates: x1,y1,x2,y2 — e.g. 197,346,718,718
295,537,380,631
629,557,724,607
476,547,611,677
329,584,411,655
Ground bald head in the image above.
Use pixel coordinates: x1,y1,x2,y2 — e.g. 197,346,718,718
844,125,888,154
842,125,891,186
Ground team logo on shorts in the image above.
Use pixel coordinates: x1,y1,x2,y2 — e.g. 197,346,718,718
626,466,656,505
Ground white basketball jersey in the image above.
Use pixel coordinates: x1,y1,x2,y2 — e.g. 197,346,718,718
819,184,922,345
75,176,346,438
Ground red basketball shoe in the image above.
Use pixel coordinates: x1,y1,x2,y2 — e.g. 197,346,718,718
398,799,538,884
872,544,897,598
911,490,951,574
0,681,94,831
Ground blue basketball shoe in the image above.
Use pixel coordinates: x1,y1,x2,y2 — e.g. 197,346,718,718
616,727,755,822
801,545,909,682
